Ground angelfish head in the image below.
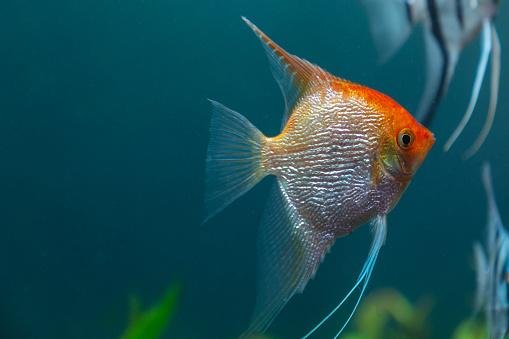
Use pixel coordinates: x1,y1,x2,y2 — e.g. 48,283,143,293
381,105,435,180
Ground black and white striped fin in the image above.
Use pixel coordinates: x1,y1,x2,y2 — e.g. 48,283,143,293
416,17,459,126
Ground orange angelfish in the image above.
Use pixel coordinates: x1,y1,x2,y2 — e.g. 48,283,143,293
204,17,435,338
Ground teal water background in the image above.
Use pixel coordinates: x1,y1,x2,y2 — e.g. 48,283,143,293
1,1,509,338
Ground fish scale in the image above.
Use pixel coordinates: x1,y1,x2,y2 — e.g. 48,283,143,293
266,94,392,237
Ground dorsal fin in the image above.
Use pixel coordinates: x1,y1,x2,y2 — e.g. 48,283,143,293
242,17,328,124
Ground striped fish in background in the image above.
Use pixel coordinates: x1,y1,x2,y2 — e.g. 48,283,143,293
474,163,509,339
361,0,501,157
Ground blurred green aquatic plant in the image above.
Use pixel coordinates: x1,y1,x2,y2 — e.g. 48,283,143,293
451,318,487,339
120,283,181,339
341,288,491,339
114,284,488,339
343,288,433,339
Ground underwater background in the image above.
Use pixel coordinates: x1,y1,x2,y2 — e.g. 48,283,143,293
1,0,509,338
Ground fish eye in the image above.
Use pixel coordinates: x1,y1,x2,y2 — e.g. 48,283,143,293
397,128,414,149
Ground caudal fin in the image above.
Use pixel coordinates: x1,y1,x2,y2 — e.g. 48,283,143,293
360,0,414,62
203,100,267,222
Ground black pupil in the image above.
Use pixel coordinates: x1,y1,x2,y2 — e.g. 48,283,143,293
402,134,411,145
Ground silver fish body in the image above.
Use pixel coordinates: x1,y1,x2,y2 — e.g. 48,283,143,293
265,88,407,238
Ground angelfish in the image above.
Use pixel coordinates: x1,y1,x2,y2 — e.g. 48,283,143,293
474,163,509,339
204,18,435,338
361,0,500,157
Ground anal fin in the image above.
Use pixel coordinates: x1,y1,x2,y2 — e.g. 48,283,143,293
241,180,334,337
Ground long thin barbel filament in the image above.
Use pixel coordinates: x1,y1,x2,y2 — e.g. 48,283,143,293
464,25,500,158
302,216,386,338
333,249,379,339
444,20,492,152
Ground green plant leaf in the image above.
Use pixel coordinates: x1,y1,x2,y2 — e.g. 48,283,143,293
120,283,181,339
451,319,487,339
